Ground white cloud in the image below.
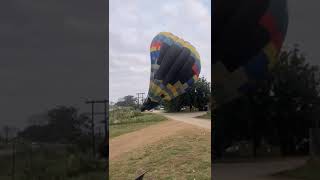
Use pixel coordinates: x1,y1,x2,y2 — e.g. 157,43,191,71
109,0,211,102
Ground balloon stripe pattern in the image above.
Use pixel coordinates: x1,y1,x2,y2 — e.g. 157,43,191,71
213,0,288,104
243,0,288,84
142,32,201,111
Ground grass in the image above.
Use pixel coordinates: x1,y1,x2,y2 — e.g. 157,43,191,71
109,128,211,180
196,111,211,120
110,121,163,138
109,108,167,138
274,159,320,180
0,144,106,180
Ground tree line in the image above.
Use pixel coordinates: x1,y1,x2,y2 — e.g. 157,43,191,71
1,106,106,156
113,77,211,112
213,45,320,158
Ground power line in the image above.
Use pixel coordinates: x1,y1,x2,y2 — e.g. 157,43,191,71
85,99,108,158
136,93,145,108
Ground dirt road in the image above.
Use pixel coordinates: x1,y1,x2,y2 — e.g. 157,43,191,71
156,111,211,130
213,157,307,180
109,120,205,160
110,112,211,160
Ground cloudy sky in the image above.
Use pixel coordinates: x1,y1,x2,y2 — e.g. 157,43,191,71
109,0,212,103
0,0,319,129
285,0,320,65
0,0,107,128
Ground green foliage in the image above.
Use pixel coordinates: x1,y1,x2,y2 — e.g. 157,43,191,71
109,107,144,125
109,107,166,125
115,95,138,108
190,77,211,110
164,77,211,112
163,94,186,112
18,106,90,145
213,45,320,158
109,129,210,179
110,112,166,125
0,144,105,180
109,108,167,138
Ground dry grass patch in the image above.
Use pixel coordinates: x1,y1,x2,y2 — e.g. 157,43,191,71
109,127,211,180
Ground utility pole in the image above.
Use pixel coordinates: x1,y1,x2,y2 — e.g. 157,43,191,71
136,93,145,108
85,99,108,157
91,102,95,157
142,93,145,104
104,100,108,138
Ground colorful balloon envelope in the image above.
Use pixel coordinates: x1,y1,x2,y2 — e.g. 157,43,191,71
141,32,201,111
213,0,289,104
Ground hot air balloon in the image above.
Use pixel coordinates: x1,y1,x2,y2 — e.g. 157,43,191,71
213,0,289,104
141,32,201,111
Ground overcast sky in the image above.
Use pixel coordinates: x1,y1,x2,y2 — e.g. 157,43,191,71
285,0,320,65
0,0,319,129
0,0,107,129
109,0,212,103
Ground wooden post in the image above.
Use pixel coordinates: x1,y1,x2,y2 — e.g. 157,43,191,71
85,99,109,158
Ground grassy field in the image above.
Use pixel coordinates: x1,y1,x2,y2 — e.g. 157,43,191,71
109,108,167,138
109,128,211,180
274,159,320,180
196,111,211,120
0,143,106,180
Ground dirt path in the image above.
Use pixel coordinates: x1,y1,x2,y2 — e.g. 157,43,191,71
213,157,307,180
155,111,211,130
109,120,203,160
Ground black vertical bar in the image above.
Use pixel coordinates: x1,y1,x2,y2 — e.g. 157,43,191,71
105,99,109,177
106,0,109,178
104,100,108,137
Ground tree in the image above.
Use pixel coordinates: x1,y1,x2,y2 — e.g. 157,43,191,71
73,113,93,153
270,45,320,155
19,106,85,143
46,106,80,142
213,45,320,158
164,77,211,112
189,77,211,111
163,94,186,112
115,95,138,108
27,113,48,126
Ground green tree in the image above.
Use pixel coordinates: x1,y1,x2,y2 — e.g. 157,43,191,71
163,94,186,112
19,106,85,143
190,77,211,111
213,45,320,158
115,95,138,108
270,45,320,155
164,77,211,112
46,106,80,142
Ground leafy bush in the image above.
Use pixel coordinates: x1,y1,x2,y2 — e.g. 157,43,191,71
110,112,166,125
